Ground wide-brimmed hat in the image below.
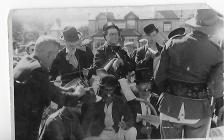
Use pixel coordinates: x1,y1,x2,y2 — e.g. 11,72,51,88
61,26,81,42
185,9,224,35
168,27,185,39
135,67,153,83
144,24,159,35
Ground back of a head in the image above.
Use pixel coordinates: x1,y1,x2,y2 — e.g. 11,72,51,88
99,74,119,88
34,36,60,57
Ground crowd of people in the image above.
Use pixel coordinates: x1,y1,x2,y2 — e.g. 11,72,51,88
13,9,224,140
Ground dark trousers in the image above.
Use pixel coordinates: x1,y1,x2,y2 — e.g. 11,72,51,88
160,118,210,138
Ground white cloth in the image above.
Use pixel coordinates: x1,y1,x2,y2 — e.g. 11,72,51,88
140,101,151,126
118,78,136,101
160,103,200,124
104,103,114,130
66,48,78,69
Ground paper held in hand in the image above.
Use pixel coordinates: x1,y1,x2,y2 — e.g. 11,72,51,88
137,113,160,128
118,78,136,101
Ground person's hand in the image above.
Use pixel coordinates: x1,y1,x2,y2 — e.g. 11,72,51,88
119,117,127,130
136,114,143,122
72,85,86,98
79,87,102,104
112,58,124,71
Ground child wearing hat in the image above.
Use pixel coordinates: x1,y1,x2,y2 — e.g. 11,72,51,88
127,67,160,139
81,75,137,140
50,26,94,86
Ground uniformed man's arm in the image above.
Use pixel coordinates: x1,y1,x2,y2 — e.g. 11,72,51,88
155,42,171,93
207,47,223,98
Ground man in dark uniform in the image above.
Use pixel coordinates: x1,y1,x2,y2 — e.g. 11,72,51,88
50,26,94,86
89,22,135,79
155,9,224,138
14,36,89,140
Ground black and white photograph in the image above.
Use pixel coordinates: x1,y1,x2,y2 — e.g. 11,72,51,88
6,1,224,140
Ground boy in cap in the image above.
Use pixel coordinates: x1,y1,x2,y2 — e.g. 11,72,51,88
155,9,224,138
50,26,94,86
81,75,137,140
128,67,160,139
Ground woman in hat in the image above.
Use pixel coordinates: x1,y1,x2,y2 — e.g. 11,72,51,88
50,26,94,86
81,75,137,140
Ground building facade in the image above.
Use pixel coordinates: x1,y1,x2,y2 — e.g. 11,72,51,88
88,10,195,54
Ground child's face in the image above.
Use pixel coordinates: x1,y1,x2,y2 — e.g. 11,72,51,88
137,82,151,91
137,82,152,98
101,85,116,98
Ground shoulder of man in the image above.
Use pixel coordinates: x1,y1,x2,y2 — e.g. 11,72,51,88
209,39,223,52
14,56,42,82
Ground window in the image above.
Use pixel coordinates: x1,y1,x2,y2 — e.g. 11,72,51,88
125,37,136,43
163,21,172,32
127,20,136,29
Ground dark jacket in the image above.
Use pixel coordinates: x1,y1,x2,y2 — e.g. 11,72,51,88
127,100,148,139
50,47,93,85
155,30,223,97
89,43,135,79
39,107,84,140
14,56,78,140
134,43,162,74
81,96,134,136
155,30,223,119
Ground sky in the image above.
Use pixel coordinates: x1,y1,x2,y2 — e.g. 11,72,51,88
11,3,210,29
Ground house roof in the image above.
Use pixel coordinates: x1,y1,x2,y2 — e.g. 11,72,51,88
155,10,179,19
92,29,141,37
124,11,139,20
96,12,115,21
